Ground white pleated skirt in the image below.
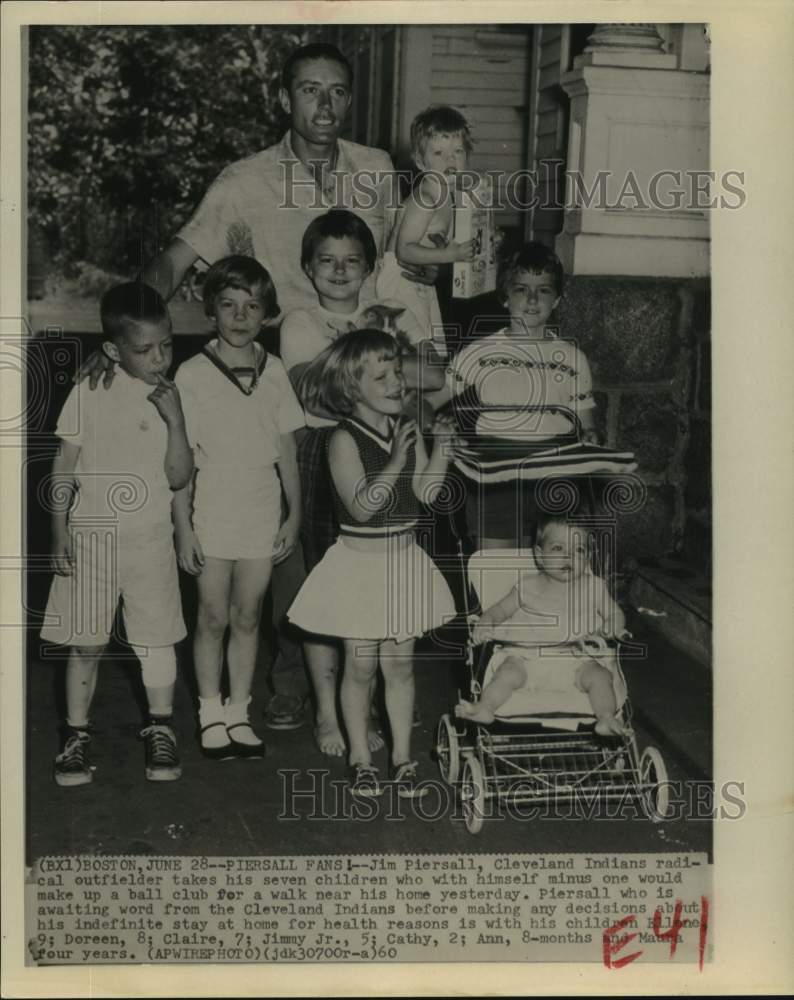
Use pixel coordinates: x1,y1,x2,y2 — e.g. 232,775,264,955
288,535,455,643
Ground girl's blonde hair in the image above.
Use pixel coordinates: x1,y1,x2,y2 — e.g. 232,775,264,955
297,328,399,418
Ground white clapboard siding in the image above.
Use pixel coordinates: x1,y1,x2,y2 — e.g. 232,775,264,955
525,24,571,245
326,24,532,230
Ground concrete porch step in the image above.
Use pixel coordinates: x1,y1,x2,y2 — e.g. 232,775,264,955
628,559,712,668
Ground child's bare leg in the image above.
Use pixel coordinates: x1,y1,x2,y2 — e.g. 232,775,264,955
55,645,104,784
456,656,526,723
380,638,415,767
194,557,233,749
131,644,177,720
132,644,181,779
65,645,104,726
228,558,272,702
340,639,378,767
226,558,272,747
304,639,344,756
577,659,625,736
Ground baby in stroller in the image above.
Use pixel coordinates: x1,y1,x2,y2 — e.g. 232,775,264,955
455,516,627,736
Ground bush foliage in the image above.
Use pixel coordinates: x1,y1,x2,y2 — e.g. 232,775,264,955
28,24,319,277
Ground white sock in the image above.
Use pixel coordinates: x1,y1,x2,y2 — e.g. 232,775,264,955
198,695,229,749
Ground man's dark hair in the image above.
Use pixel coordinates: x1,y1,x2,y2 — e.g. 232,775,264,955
281,42,353,91
202,255,279,319
300,210,378,274
498,241,565,301
100,282,170,341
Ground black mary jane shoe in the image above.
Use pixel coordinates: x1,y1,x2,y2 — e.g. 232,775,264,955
226,723,266,760
199,722,236,761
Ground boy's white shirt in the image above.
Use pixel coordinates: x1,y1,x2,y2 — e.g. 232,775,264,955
54,367,172,531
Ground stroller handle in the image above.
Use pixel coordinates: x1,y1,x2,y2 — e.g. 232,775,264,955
449,403,583,439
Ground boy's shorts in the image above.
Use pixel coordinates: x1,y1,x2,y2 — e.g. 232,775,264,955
41,522,186,649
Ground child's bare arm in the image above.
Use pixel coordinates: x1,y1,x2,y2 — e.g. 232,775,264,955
597,584,627,639
147,376,194,489
329,424,412,524
172,477,204,576
273,432,301,564
411,413,456,504
472,586,521,643
50,440,81,575
397,178,475,265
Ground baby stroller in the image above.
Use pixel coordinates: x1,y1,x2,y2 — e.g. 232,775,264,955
435,547,669,834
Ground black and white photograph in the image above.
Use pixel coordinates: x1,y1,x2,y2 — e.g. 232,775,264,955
1,1,792,996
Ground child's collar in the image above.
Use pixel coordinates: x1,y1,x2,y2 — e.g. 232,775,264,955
202,339,267,396
346,414,396,450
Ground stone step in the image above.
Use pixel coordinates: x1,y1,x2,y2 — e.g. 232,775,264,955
628,560,712,668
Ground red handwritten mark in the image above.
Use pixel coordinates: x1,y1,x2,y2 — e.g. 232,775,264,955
603,897,710,970
652,899,685,958
698,895,709,970
602,914,642,969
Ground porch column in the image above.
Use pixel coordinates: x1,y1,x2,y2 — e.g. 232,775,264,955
555,23,710,277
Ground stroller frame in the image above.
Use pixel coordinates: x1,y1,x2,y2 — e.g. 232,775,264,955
435,547,669,835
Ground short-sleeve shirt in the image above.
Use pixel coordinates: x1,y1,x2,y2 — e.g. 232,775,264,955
176,133,396,316
54,368,173,534
175,341,305,471
447,328,595,440
280,302,427,428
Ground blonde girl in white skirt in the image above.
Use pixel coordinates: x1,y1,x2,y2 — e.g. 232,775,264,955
289,329,455,797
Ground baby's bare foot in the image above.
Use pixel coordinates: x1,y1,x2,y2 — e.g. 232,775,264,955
595,717,626,738
455,700,495,724
314,719,346,757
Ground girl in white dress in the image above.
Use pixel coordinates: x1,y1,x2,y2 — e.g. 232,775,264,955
173,256,304,760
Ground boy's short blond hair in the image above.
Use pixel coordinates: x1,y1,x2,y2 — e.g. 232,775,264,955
410,105,473,160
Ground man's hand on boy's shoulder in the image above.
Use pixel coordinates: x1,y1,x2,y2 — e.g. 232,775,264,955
74,347,116,390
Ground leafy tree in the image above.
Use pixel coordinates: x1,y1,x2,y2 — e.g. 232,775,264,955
28,24,321,277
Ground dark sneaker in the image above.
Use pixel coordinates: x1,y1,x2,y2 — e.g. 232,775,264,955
54,729,94,787
349,763,382,798
390,760,428,799
140,724,182,781
263,694,308,731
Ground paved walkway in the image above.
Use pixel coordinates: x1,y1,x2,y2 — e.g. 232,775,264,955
27,601,712,862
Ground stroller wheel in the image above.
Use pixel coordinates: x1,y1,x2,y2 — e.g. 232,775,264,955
461,755,486,835
435,714,460,784
639,746,670,822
